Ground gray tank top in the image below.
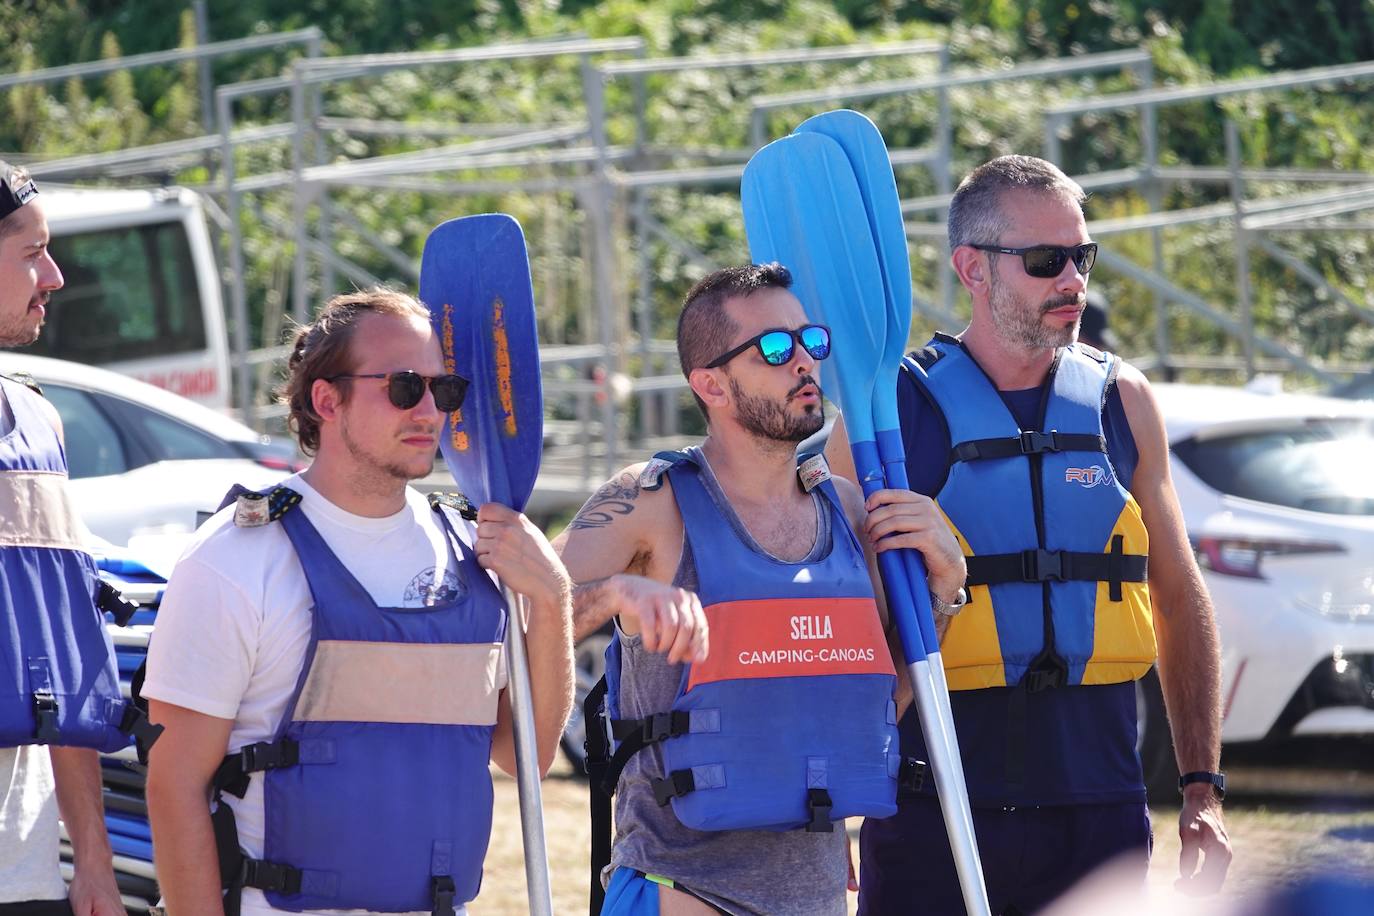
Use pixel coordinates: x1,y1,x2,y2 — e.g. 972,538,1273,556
607,448,849,915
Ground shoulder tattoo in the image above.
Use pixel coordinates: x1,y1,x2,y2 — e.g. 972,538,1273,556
569,472,641,530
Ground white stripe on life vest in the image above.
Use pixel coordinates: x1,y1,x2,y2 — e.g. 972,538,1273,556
0,470,85,550
293,640,507,726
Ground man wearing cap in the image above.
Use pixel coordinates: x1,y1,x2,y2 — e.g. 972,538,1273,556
1,159,127,915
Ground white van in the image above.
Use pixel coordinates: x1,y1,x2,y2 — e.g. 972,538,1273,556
26,186,231,409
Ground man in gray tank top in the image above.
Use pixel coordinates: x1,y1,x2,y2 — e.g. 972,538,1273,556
554,264,966,915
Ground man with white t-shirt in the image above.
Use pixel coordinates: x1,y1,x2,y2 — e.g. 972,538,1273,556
142,289,575,916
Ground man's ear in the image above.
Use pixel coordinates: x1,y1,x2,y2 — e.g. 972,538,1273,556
311,378,342,422
688,367,730,413
951,245,988,296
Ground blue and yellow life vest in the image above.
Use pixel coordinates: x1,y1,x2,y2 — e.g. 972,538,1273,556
903,336,1156,691
0,375,156,754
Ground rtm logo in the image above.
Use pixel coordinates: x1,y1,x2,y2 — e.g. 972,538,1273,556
1065,465,1114,489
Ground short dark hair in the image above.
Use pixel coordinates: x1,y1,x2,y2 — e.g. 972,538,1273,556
947,155,1085,249
278,288,430,455
676,262,793,418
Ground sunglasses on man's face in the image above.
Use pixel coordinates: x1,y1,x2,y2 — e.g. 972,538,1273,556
970,242,1098,279
705,324,832,369
327,370,469,412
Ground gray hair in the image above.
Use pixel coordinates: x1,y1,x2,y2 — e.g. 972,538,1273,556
947,155,1085,249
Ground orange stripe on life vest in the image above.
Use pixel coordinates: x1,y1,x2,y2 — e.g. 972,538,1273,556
685,597,894,692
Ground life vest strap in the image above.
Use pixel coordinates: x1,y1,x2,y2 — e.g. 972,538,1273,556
965,547,1147,588
950,430,1106,464
213,738,300,799
805,788,834,833
430,876,457,916
31,690,60,743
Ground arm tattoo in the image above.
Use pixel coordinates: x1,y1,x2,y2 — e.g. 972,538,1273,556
569,473,640,529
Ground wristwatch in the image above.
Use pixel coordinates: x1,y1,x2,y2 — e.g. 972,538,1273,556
929,586,968,618
1178,770,1226,800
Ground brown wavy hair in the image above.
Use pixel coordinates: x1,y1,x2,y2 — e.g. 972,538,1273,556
278,288,430,455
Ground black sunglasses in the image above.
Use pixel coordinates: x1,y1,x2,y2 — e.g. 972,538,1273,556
327,370,469,412
705,324,832,369
970,242,1098,278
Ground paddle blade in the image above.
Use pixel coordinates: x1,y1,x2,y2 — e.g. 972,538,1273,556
419,213,543,512
740,131,886,442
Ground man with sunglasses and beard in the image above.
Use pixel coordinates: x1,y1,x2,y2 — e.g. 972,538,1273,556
555,264,966,915
826,155,1232,914
143,289,574,916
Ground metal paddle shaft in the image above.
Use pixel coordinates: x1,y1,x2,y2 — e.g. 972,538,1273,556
420,214,552,916
503,587,554,912
742,129,990,916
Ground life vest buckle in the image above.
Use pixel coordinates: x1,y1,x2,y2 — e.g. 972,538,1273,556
1018,430,1059,454
1021,548,1065,582
897,757,927,798
239,858,302,896
652,769,695,806
430,875,457,916
805,788,834,833
1023,649,1069,693
31,691,60,743
640,711,690,745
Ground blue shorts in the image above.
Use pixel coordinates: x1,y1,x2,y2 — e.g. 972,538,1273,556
858,798,1152,915
601,868,731,916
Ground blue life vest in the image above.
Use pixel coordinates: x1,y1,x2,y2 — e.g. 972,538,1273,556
209,488,505,915
903,336,1155,691
590,451,899,835
0,375,151,753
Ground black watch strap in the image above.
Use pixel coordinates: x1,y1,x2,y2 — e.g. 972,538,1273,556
1178,770,1226,800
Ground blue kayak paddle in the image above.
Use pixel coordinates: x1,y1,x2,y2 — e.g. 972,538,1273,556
742,129,991,916
796,109,989,913
420,213,553,916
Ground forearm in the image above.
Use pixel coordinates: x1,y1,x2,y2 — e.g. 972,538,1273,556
1155,577,1224,773
572,575,625,641
145,774,226,915
524,588,575,775
49,747,112,869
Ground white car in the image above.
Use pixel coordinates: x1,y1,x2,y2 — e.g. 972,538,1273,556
1,352,297,546
1135,382,1374,795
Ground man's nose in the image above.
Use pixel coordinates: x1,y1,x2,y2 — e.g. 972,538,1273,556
39,251,63,291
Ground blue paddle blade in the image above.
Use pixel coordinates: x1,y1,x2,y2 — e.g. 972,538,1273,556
795,109,913,436
741,132,885,443
742,131,929,665
419,214,544,512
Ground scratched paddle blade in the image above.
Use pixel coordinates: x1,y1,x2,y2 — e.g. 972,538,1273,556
420,213,544,512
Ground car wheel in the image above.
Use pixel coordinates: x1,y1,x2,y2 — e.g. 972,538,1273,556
1136,667,1178,803
561,627,613,774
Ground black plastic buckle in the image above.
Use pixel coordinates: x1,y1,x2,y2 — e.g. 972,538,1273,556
32,691,60,743
1018,430,1056,454
1022,549,1064,582
431,875,457,916
97,580,140,627
641,711,687,744
897,757,927,798
240,859,302,895
805,787,834,833
119,705,164,754
652,769,695,806
240,739,299,773
1023,650,1069,693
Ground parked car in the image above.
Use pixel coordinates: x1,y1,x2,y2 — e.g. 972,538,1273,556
1139,383,1374,796
0,352,298,546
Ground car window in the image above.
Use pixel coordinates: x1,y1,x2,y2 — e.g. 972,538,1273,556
115,402,240,462
1172,419,1374,515
39,385,130,479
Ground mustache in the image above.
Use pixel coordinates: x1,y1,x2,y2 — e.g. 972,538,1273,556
1040,293,1086,315
788,375,822,399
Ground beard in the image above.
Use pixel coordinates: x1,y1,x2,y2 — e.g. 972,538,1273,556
988,269,1083,352
0,306,44,348
340,412,436,485
727,373,826,444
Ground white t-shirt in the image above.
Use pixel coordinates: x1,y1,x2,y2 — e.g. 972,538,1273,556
142,474,501,916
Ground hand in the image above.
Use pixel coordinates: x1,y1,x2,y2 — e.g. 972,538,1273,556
69,863,127,916
862,489,966,599
475,503,571,612
1176,790,1231,895
615,575,708,665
